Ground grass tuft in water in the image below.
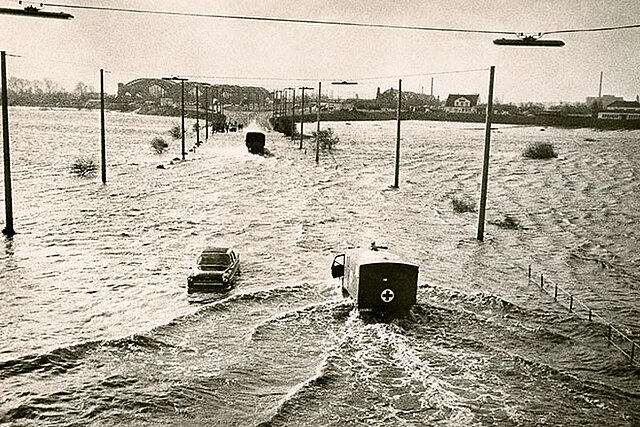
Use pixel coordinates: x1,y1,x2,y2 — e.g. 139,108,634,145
523,142,557,159
70,156,97,177
451,197,476,213
151,137,168,154
492,215,521,230
168,125,182,140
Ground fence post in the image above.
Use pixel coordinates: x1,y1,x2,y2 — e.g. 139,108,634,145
554,284,558,301
569,295,573,312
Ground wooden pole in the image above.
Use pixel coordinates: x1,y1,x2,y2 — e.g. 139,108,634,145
291,88,296,141
476,66,495,241
1,51,14,236
315,81,321,163
393,78,402,188
299,88,306,149
195,85,200,144
181,80,185,160
100,68,106,184
204,86,209,140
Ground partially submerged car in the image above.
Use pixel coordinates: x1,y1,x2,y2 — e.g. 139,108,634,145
187,247,240,291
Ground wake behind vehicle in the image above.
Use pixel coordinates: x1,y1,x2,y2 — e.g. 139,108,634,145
331,245,419,313
187,247,240,292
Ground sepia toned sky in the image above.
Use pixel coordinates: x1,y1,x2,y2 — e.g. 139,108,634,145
0,0,639,103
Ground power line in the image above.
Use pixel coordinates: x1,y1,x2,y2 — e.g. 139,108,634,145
11,52,489,84
37,2,510,35
39,2,640,37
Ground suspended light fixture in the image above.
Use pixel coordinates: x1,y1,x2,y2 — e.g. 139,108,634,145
0,2,73,19
494,33,565,47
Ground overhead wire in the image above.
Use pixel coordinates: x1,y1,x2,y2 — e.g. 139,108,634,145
38,2,640,37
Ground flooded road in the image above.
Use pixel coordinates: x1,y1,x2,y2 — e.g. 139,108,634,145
0,107,638,426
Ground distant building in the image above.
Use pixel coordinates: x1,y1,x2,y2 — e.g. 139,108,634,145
444,94,479,113
598,99,640,120
586,94,624,110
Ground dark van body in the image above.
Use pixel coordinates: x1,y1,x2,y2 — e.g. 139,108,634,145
245,131,266,154
331,248,418,312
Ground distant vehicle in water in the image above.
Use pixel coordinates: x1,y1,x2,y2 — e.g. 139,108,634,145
331,244,419,313
245,131,266,154
187,247,240,292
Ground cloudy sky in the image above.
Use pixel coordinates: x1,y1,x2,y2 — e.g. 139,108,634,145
1,0,638,103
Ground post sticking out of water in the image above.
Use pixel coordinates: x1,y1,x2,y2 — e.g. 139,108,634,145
181,80,185,159
393,78,402,188
315,81,321,163
204,86,209,140
1,51,14,236
476,66,495,241
299,86,313,149
195,85,200,144
540,273,544,289
291,88,296,141
100,68,106,184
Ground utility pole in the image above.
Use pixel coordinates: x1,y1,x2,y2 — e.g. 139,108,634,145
163,76,189,160
195,85,200,144
100,68,106,184
315,81,321,163
299,86,314,149
393,79,402,188
1,51,14,236
219,87,224,116
477,66,496,241
204,86,209,140
291,88,296,141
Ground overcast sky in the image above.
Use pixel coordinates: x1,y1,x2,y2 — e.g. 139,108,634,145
1,0,639,103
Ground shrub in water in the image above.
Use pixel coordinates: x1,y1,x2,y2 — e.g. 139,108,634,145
169,125,182,140
311,128,339,150
151,137,168,154
523,142,557,159
493,215,520,230
70,156,97,177
451,197,476,213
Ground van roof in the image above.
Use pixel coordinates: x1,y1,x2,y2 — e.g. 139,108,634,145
346,248,416,267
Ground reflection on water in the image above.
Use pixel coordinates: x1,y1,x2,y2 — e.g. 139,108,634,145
0,107,638,426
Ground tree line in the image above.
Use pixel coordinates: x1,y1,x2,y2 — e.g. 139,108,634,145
6,77,112,108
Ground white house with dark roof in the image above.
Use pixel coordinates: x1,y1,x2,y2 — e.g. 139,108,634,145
445,94,480,113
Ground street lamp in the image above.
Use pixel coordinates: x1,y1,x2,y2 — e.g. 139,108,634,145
493,33,565,47
0,3,73,19
162,76,188,160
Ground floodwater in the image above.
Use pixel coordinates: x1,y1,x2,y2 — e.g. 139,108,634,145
0,107,638,426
